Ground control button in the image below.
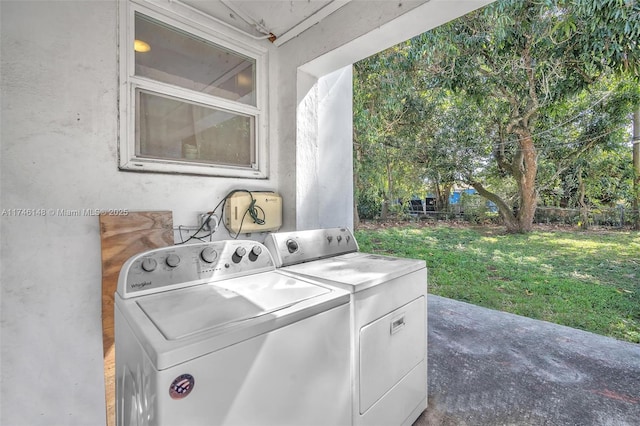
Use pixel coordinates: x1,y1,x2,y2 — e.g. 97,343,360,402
327,236,333,243
232,246,246,264
200,247,218,263
337,236,342,243
249,245,262,262
166,254,180,268
141,257,157,272
286,239,299,254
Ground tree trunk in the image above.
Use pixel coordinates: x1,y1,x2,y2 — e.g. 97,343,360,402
470,130,538,233
577,167,589,229
512,131,538,232
469,181,519,230
353,137,362,228
436,182,452,213
633,108,640,230
353,166,360,229
380,199,389,219
380,155,393,219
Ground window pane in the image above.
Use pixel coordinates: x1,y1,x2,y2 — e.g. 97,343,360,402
136,91,255,168
134,13,256,106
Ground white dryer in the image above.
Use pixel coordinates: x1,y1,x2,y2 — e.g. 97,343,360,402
265,228,427,426
115,240,351,426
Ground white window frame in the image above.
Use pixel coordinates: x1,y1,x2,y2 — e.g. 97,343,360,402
118,0,269,178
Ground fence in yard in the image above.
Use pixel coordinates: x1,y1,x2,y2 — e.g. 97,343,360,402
404,202,639,228
534,206,639,228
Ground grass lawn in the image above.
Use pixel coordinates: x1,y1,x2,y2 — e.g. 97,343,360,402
355,223,640,343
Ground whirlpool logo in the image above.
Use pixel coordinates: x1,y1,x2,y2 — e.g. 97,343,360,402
131,281,152,289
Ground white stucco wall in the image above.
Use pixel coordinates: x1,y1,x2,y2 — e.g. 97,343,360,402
0,2,280,424
1,0,493,424
296,66,354,230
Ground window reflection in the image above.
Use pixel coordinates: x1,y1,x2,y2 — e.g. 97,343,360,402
134,13,256,106
136,91,255,168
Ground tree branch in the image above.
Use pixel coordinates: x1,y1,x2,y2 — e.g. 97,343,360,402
468,179,516,222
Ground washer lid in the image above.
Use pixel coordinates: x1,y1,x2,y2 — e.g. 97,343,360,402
137,271,330,340
284,252,426,291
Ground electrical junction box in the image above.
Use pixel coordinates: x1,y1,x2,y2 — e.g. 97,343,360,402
224,191,282,234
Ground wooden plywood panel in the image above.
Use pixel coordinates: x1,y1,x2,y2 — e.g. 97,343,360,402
100,211,174,426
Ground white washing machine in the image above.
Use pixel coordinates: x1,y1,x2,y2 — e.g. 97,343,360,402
264,228,427,426
115,240,351,426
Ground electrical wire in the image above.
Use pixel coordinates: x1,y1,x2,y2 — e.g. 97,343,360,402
168,0,274,41
174,213,216,245
174,189,273,244
247,198,266,225
174,195,230,245
222,190,268,239
219,0,272,37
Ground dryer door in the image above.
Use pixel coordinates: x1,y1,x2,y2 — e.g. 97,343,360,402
359,296,426,413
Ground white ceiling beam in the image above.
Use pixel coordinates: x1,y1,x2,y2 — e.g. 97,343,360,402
273,0,353,46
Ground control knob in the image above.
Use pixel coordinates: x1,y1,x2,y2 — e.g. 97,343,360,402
166,254,180,268
249,245,262,261
141,257,157,272
200,247,218,263
232,246,246,264
286,239,299,254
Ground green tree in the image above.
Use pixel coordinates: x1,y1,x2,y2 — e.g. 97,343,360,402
353,0,640,229
353,45,434,219
567,0,640,228
408,0,640,231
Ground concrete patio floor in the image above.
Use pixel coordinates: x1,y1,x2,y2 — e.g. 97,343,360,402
413,295,640,426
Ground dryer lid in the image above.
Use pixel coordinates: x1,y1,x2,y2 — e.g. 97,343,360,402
136,271,330,340
285,252,426,291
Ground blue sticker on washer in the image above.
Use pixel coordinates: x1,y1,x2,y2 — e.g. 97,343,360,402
169,374,195,399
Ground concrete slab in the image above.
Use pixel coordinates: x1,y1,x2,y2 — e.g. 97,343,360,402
414,295,640,426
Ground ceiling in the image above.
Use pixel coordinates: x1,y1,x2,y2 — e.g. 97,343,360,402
178,0,354,45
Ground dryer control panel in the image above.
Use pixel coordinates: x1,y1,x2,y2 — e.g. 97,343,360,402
117,240,274,298
264,227,359,267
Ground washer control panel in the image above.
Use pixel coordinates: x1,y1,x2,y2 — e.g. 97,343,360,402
264,227,358,267
117,240,274,298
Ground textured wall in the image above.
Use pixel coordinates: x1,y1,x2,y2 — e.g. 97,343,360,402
0,1,277,424
0,0,492,424
295,66,354,231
